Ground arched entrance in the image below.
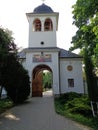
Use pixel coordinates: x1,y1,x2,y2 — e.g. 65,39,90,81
32,64,53,97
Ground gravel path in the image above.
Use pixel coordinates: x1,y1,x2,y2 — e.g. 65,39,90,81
0,91,91,130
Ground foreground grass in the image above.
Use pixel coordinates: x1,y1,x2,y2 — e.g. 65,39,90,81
0,98,14,114
54,95,98,130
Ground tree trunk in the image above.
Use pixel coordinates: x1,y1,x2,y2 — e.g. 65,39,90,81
0,86,3,99
84,49,97,101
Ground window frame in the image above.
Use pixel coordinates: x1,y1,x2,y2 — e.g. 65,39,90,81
68,79,74,87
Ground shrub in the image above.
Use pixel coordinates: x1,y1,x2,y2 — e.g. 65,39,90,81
55,92,98,130
65,95,92,116
58,92,81,105
0,98,13,113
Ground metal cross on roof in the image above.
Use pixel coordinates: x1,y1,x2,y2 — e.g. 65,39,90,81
41,0,46,3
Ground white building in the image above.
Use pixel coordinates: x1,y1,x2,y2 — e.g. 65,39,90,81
19,3,84,97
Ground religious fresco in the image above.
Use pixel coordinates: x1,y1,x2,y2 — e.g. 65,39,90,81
33,54,52,62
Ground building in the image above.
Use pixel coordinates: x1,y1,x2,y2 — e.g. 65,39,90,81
19,3,84,97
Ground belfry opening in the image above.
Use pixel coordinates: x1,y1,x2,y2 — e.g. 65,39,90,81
32,64,53,97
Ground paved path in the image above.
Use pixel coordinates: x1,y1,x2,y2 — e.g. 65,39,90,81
0,91,91,130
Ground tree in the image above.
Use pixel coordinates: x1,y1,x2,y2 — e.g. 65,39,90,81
94,44,98,68
43,71,52,90
0,28,16,97
1,55,30,103
0,27,30,103
70,0,98,101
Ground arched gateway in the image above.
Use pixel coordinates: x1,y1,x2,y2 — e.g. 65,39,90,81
32,64,52,97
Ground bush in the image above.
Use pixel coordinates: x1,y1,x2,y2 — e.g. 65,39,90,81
65,95,92,116
0,98,13,113
55,92,92,116
58,92,81,105
55,92,98,130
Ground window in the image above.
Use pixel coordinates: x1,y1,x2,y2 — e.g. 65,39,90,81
33,19,41,31
44,18,53,31
68,79,74,87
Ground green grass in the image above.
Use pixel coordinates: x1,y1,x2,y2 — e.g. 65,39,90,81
0,98,14,113
54,94,98,130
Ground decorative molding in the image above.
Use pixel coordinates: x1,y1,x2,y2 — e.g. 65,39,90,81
67,65,73,71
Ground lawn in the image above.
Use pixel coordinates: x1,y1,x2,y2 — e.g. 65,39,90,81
54,92,98,130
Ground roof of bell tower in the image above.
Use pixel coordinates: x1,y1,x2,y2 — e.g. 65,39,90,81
33,3,54,13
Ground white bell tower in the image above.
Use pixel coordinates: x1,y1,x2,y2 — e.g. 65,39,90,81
26,3,59,48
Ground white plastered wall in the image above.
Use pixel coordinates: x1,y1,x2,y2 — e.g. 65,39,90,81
22,51,60,95
60,58,84,94
28,16,57,47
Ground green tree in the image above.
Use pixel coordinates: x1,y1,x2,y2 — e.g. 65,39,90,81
0,27,30,103
0,28,17,97
94,44,98,68
43,71,52,90
1,55,30,103
70,0,98,101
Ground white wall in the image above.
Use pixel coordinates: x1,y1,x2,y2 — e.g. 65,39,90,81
60,58,84,94
23,51,60,95
29,32,56,47
28,15,57,47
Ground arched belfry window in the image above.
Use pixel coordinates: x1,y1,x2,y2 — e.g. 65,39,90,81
44,18,53,31
33,19,41,31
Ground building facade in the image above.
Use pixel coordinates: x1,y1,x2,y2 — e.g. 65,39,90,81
19,3,84,97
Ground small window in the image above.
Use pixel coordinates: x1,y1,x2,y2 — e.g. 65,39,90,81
33,19,41,31
44,18,53,31
68,79,74,87
67,65,73,71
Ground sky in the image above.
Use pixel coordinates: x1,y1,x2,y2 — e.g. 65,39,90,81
0,0,77,51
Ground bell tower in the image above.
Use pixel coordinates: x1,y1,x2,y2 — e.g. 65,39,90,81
26,3,59,48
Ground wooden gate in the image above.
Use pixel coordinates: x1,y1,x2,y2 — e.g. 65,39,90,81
32,72,43,97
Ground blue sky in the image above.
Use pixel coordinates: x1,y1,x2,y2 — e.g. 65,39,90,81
0,0,77,50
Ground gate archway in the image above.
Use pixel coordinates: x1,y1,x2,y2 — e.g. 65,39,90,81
32,64,53,97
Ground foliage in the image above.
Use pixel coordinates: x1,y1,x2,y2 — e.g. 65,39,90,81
0,28,17,60
0,27,17,98
1,55,30,104
55,92,98,130
0,98,13,113
94,44,98,68
70,0,98,101
0,27,30,104
0,28,17,85
58,92,81,104
43,71,52,90
65,95,92,116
